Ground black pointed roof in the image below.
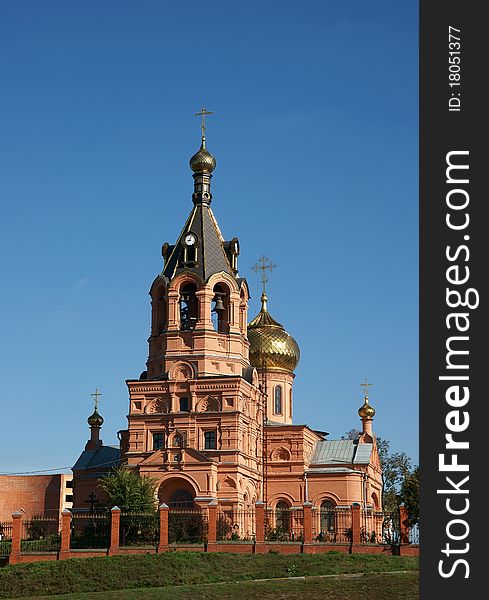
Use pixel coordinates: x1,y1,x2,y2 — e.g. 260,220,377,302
162,202,236,282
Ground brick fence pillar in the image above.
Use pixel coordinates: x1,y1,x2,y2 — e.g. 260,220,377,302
158,503,169,553
253,501,265,553
109,506,121,556
255,502,265,543
399,504,410,545
351,503,361,545
207,500,218,546
58,510,72,560
303,502,313,544
9,511,23,564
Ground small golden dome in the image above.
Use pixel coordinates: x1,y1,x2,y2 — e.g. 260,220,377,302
358,396,376,419
189,138,216,173
87,409,104,428
247,294,300,373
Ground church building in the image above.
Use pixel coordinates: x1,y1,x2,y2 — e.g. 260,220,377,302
72,113,383,531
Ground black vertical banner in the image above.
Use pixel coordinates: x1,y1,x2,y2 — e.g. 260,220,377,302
420,1,486,597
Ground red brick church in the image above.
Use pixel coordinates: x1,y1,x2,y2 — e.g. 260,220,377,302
70,114,383,537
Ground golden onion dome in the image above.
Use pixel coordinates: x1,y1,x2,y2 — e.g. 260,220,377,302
247,293,300,373
358,396,376,419
87,409,104,428
189,138,216,173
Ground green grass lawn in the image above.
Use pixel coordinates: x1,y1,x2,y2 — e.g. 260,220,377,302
0,552,418,599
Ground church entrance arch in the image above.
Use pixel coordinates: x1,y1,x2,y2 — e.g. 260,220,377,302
158,477,198,508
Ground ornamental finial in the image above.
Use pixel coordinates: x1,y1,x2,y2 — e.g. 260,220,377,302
194,106,214,144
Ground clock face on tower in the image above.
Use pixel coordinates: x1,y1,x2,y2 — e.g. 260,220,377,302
184,233,196,246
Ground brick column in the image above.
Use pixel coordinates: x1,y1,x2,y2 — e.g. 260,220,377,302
207,500,218,545
303,502,313,544
109,506,121,556
158,503,169,553
58,510,72,560
9,511,23,564
351,503,361,545
255,502,265,543
399,505,410,545
253,501,265,553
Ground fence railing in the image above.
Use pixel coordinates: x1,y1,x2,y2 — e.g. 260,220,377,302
380,511,401,545
5,502,418,563
21,517,60,553
312,507,352,543
217,507,255,541
168,508,208,543
265,507,304,542
409,522,420,545
70,512,111,549
119,512,159,547
0,521,13,556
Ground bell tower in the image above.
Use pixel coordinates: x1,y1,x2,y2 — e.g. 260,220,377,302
146,108,250,382
123,110,264,509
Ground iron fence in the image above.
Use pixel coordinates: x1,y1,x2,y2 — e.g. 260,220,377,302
0,521,12,556
359,509,386,544
312,507,352,543
265,507,304,542
169,508,208,543
380,511,401,545
409,522,420,545
217,508,255,541
119,512,159,547
21,517,60,553
70,511,111,549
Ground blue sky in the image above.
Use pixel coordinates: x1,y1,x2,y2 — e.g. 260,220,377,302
0,0,418,473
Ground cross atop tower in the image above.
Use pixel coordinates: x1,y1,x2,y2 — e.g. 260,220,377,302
360,378,372,398
194,107,214,140
91,388,102,411
252,255,276,295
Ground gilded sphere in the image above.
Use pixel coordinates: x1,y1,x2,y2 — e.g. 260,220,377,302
189,144,216,173
247,295,300,373
87,409,104,428
358,399,375,419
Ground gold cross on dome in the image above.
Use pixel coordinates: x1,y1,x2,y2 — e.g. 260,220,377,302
194,107,214,139
252,255,276,294
360,379,373,398
91,388,102,411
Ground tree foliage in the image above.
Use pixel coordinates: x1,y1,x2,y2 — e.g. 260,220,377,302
400,466,419,525
98,466,158,512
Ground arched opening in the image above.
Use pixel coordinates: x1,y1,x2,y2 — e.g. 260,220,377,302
158,477,197,508
275,500,291,534
320,500,335,536
180,283,198,331
274,385,283,414
211,283,230,333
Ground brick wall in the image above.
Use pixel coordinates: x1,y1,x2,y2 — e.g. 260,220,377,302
0,475,68,521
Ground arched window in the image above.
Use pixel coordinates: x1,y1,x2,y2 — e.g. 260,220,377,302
320,501,335,535
169,489,194,508
180,284,198,331
274,386,282,414
275,500,290,533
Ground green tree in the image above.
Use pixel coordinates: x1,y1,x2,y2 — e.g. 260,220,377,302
399,466,419,525
381,448,412,513
98,466,158,512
